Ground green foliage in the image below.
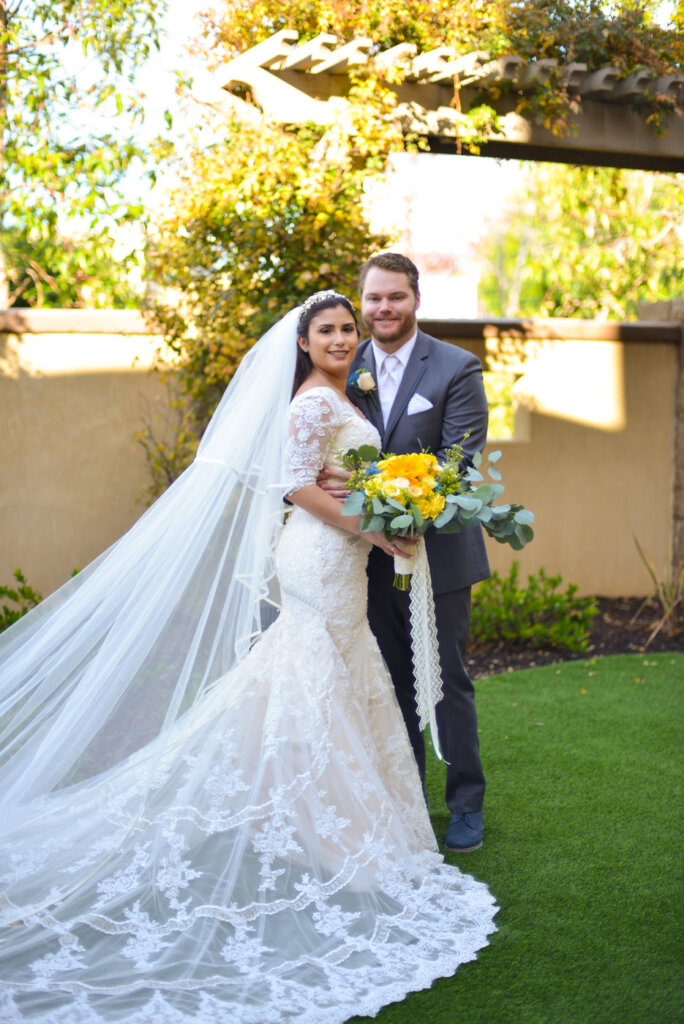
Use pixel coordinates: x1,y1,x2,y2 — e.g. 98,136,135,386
477,164,684,319
0,569,42,633
206,0,682,141
142,118,392,497
470,562,597,651
2,227,142,308
0,0,168,306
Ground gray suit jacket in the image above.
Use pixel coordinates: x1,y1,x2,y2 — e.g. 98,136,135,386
347,329,491,593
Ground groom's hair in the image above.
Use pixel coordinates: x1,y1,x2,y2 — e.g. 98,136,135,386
358,253,420,297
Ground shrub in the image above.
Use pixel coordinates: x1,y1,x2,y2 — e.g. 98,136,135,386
470,562,597,652
0,569,42,634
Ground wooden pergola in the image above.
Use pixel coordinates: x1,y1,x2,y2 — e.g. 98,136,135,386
214,30,684,172
208,31,684,569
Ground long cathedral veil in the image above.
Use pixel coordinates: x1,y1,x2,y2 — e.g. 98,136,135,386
0,303,498,1023
0,308,299,811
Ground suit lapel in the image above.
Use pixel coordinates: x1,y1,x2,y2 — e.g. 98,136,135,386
347,340,383,434
383,331,429,447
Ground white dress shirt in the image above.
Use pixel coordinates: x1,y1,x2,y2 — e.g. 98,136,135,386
372,332,417,426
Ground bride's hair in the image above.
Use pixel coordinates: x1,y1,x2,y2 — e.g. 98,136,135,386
292,291,358,396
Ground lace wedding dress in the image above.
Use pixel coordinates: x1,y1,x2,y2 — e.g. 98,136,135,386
0,387,496,1024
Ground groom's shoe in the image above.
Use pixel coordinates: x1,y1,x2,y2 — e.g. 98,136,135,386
445,811,483,852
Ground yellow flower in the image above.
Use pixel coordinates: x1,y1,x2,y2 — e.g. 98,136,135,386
381,476,409,499
377,452,438,480
417,493,446,520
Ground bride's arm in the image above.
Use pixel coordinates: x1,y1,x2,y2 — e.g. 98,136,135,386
285,392,411,558
288,485,406,556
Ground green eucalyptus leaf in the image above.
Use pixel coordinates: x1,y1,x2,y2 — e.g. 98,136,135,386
488,450,502,463
488,467,502,481
473,451,482,469
473,483,494,504
453,495,482,512
341,492,365,515
390,513,413,529
411,504,425,528
514,523,533,546
434,519,462,534
514,508,535,525
433,505,456,528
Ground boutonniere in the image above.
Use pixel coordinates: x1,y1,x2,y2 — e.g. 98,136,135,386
348,368,379,409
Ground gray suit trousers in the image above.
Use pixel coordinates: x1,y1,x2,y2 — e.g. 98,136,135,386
366,546,486,813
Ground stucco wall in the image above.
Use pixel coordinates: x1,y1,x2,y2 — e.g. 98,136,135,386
0,322,170,596
0,314,680,598
479,341,677,596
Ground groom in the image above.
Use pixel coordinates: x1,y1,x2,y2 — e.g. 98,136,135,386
348,253,490,852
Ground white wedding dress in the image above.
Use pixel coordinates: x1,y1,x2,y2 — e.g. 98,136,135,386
0,387,496,1024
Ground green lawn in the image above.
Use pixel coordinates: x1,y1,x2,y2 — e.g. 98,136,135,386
352,653,683,1024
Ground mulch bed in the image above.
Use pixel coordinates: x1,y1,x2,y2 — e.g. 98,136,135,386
466,596,683,679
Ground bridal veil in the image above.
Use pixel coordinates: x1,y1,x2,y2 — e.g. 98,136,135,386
0,308,300,810
0,304,497,1024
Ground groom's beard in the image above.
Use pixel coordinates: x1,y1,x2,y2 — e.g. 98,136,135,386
365,312,417,347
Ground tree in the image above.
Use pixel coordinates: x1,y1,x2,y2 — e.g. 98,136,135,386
477,164,684,319
0,0,168,307
141,117,392,496
140,0,682,494
2,225,143,307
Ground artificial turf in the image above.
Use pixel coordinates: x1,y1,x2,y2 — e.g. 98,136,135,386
351,653,683,1024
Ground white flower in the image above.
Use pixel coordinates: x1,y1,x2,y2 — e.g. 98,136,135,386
357,371,376,392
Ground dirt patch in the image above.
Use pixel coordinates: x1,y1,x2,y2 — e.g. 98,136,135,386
466,596,683,679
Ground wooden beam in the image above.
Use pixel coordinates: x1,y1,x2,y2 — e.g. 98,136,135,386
418,318,683,344
218,33,684,172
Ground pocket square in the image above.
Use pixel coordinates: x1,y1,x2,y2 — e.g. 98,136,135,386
407,393,434,415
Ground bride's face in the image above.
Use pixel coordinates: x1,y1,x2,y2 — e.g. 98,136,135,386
298,305,359,377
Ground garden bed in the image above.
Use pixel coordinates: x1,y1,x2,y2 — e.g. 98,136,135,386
466,595,683,679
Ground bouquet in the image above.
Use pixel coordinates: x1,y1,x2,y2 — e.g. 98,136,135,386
341,438,534,590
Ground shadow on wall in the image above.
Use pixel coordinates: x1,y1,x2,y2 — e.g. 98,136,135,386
1,310,681,598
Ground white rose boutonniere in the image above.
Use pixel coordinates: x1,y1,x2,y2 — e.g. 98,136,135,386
348,368,379,409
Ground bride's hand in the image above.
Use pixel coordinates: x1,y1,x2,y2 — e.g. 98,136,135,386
364,532,418,559
317,466,351,502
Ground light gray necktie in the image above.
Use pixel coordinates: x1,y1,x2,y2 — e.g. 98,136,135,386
380,354,400,424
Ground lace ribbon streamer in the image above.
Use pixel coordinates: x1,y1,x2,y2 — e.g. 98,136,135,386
408,537,446,761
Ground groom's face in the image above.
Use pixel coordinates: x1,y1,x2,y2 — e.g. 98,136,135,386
360,268,420,349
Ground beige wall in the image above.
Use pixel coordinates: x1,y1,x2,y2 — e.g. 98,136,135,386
479,341,677,596
0,325,170,596
0,316,680,598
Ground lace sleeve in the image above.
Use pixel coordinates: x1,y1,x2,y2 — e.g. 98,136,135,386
285,390,340,492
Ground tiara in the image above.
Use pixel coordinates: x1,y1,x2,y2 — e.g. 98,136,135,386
298,290,347,320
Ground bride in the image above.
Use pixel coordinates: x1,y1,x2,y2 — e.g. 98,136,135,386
0,291,497,1023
